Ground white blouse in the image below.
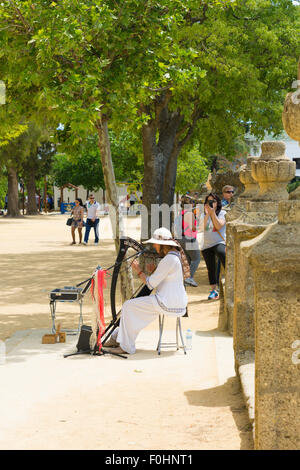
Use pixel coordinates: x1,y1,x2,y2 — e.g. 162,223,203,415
146,251,188,315
199,210,226,250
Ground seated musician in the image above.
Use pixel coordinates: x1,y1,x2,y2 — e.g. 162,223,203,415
105,227,188,354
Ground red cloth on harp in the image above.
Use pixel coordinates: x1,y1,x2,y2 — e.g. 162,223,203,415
91,269,107,352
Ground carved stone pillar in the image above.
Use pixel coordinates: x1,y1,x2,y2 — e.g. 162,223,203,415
242,56,300,450
222,157,259,334
232,142,295,373
251,141,295,201
238,157,260,204
245,195,300,449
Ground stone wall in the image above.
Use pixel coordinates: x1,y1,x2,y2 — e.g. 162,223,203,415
246,197,300,449
219,57,300,449
219,141,297,446
222,156,259,335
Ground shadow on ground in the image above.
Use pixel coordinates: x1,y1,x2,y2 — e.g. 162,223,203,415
185,377,254,450
0,241,117,340
194,328,231,338
0,244,114,306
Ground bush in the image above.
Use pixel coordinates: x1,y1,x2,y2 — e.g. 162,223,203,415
287,179,300,194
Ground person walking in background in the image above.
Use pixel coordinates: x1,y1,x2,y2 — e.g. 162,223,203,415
221,185,235,208
128,192,137,214
177,195,201,287
119,194,128,213
83,194,100,246
70,198,84,245
199,193,226,300
48,194,54,211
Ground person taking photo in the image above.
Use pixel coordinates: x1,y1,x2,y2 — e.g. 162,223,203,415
199,193,226,300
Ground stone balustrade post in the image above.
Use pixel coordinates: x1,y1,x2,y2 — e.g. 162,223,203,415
244,195,300,449
232,142,295,374
234,56,300,446
238,157,260,203
222,157,259,334
251,141,295,201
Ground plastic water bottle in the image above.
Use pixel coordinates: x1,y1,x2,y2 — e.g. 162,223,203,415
185,329,192,351
0,340,6,365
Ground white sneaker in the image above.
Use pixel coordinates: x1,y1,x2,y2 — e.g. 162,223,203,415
94,242,99,246
83,241,87,245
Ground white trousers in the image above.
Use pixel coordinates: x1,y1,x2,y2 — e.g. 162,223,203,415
111,295,185,354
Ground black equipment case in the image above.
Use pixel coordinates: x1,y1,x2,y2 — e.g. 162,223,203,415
76,325,93,352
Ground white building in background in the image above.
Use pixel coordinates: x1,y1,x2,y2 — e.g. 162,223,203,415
53,185,128,211
245,131,300,177
53,183,143,212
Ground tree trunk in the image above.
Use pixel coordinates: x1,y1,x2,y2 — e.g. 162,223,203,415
95,115,134,301
6,167,21,217
141,107,183,238
162,146,181,206
141,124,167,238
26,172,38,215
140,92,206,238
44,176,48,213
95,115,121,246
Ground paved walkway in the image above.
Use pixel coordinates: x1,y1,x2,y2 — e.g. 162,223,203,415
0,324,252,450
0,214,253,450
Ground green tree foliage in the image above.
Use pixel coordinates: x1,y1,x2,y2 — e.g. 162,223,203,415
51,151,104,191
175,146,210,194
51,131,143,189
287,179,300,193
0,122,28,148
21,140,55,183
0,123,40,174
0,0,299,223
0,1,239,162
109,131,143,183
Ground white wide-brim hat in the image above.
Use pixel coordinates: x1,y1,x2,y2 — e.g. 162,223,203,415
143,227,178,247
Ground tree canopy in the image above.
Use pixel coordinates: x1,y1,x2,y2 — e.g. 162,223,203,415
0,0,299,219
0,123,42,173
51,130,143,190
175,146,210,195
3,0,293,149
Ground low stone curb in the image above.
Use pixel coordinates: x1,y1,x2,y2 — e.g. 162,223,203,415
238,361,255,439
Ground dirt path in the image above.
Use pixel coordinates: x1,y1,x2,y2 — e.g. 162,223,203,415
0,214,253,450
